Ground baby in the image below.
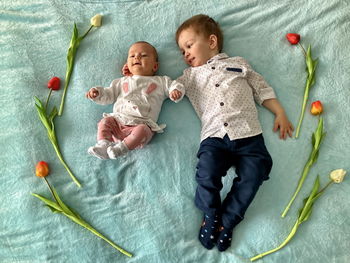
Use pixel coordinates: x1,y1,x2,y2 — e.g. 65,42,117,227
86,41,184,159
175,15,293,251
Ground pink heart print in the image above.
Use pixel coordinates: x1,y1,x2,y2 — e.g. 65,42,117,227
146,83,157,94
122,82,129,93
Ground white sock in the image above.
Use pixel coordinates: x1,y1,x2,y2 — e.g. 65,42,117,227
88,140,113,159
107,141,129,159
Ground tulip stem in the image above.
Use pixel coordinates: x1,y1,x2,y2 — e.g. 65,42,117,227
250,220,299,261
51,141,82,188
81,25,93,40
43,177,60,204
298,43,307,57
294,80,310,139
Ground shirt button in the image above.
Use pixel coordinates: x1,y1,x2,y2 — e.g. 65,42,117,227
215,84,220,87
224,122,228,127
220,102,224,106
211,67,215,70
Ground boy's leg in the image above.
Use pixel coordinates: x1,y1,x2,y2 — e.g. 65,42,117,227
195,137,231,249
107,124,154,159
218,134,272,251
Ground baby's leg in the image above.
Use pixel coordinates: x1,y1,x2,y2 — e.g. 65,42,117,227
88,116,123,159
97,116,124,142
107,124,154,159
123,124,154,150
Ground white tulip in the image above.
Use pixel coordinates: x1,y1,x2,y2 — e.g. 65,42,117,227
330,169,346,183
91,14,102,27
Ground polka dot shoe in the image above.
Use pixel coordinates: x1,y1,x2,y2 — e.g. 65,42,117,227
198,214,220,249
217,226,233,252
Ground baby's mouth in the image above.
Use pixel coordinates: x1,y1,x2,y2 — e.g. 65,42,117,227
133,62,141,66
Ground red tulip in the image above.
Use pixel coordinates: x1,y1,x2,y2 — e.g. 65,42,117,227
310,100,323,115
286,33,300,45
47,77,61,91
36,161,49,177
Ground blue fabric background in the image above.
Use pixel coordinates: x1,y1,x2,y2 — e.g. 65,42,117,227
1,0,349,262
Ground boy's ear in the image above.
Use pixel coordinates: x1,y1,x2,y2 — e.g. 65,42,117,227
208,34,218,50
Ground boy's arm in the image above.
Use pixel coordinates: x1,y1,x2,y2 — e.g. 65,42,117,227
262,98,294,139
163,76,185,103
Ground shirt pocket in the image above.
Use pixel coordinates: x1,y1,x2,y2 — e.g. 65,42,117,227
224,66,247,79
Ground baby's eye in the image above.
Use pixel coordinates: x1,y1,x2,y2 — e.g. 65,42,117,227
186,44,192,49
130,55,135,58
141,54,148,57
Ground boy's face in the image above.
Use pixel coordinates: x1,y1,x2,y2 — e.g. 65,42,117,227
177,27,219,67
127,43,158,76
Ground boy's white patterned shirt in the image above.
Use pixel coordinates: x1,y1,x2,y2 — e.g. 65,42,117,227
177,53,276,141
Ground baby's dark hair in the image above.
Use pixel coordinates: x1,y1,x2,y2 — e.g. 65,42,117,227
175,14,223,52
130,41,159,62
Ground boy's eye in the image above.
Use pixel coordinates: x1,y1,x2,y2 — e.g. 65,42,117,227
141,54,147,57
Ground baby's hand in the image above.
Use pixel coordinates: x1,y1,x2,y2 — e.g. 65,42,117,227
86,88,99,99
122,63,133,77
273,113,294,140
170,89,182,101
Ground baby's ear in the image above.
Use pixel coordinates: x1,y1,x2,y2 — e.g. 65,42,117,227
209,34,218,50
153,62,159,73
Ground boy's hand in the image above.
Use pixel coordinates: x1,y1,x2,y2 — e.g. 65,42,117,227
170,89,182,101
273,113,294,139
122,63,133,76
86,88,99,99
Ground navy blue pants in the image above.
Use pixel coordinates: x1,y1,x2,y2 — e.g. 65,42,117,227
194,134,273,229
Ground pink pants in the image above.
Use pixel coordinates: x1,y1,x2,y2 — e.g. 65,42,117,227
97,116,154,150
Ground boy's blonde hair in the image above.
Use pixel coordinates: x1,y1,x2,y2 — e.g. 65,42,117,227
175,14,223,52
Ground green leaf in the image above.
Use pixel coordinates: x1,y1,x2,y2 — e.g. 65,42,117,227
48,106,58,123
51,187,77,217
34,96,44,108
31,193,63,213
46,205,61,213
298,176,320,222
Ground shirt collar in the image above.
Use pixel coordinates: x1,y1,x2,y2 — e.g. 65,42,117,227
207,53,229,64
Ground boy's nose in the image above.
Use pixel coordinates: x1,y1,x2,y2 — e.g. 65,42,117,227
135,54,141,60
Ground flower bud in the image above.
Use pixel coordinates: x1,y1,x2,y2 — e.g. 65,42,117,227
330,169,346,183
48,77,61,91
286,33,300,45
91,14,102,27
36,161,49,177
310,100,323,115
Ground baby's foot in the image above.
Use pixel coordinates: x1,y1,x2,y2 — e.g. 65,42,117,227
198,214,220,250
88,140,112,159
107,141,129,159
216,226,233,252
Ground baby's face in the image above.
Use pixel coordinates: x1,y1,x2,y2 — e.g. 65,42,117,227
127,43,158,76
177,27,219,67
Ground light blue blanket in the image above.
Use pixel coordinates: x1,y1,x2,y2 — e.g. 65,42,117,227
1,0,349,262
